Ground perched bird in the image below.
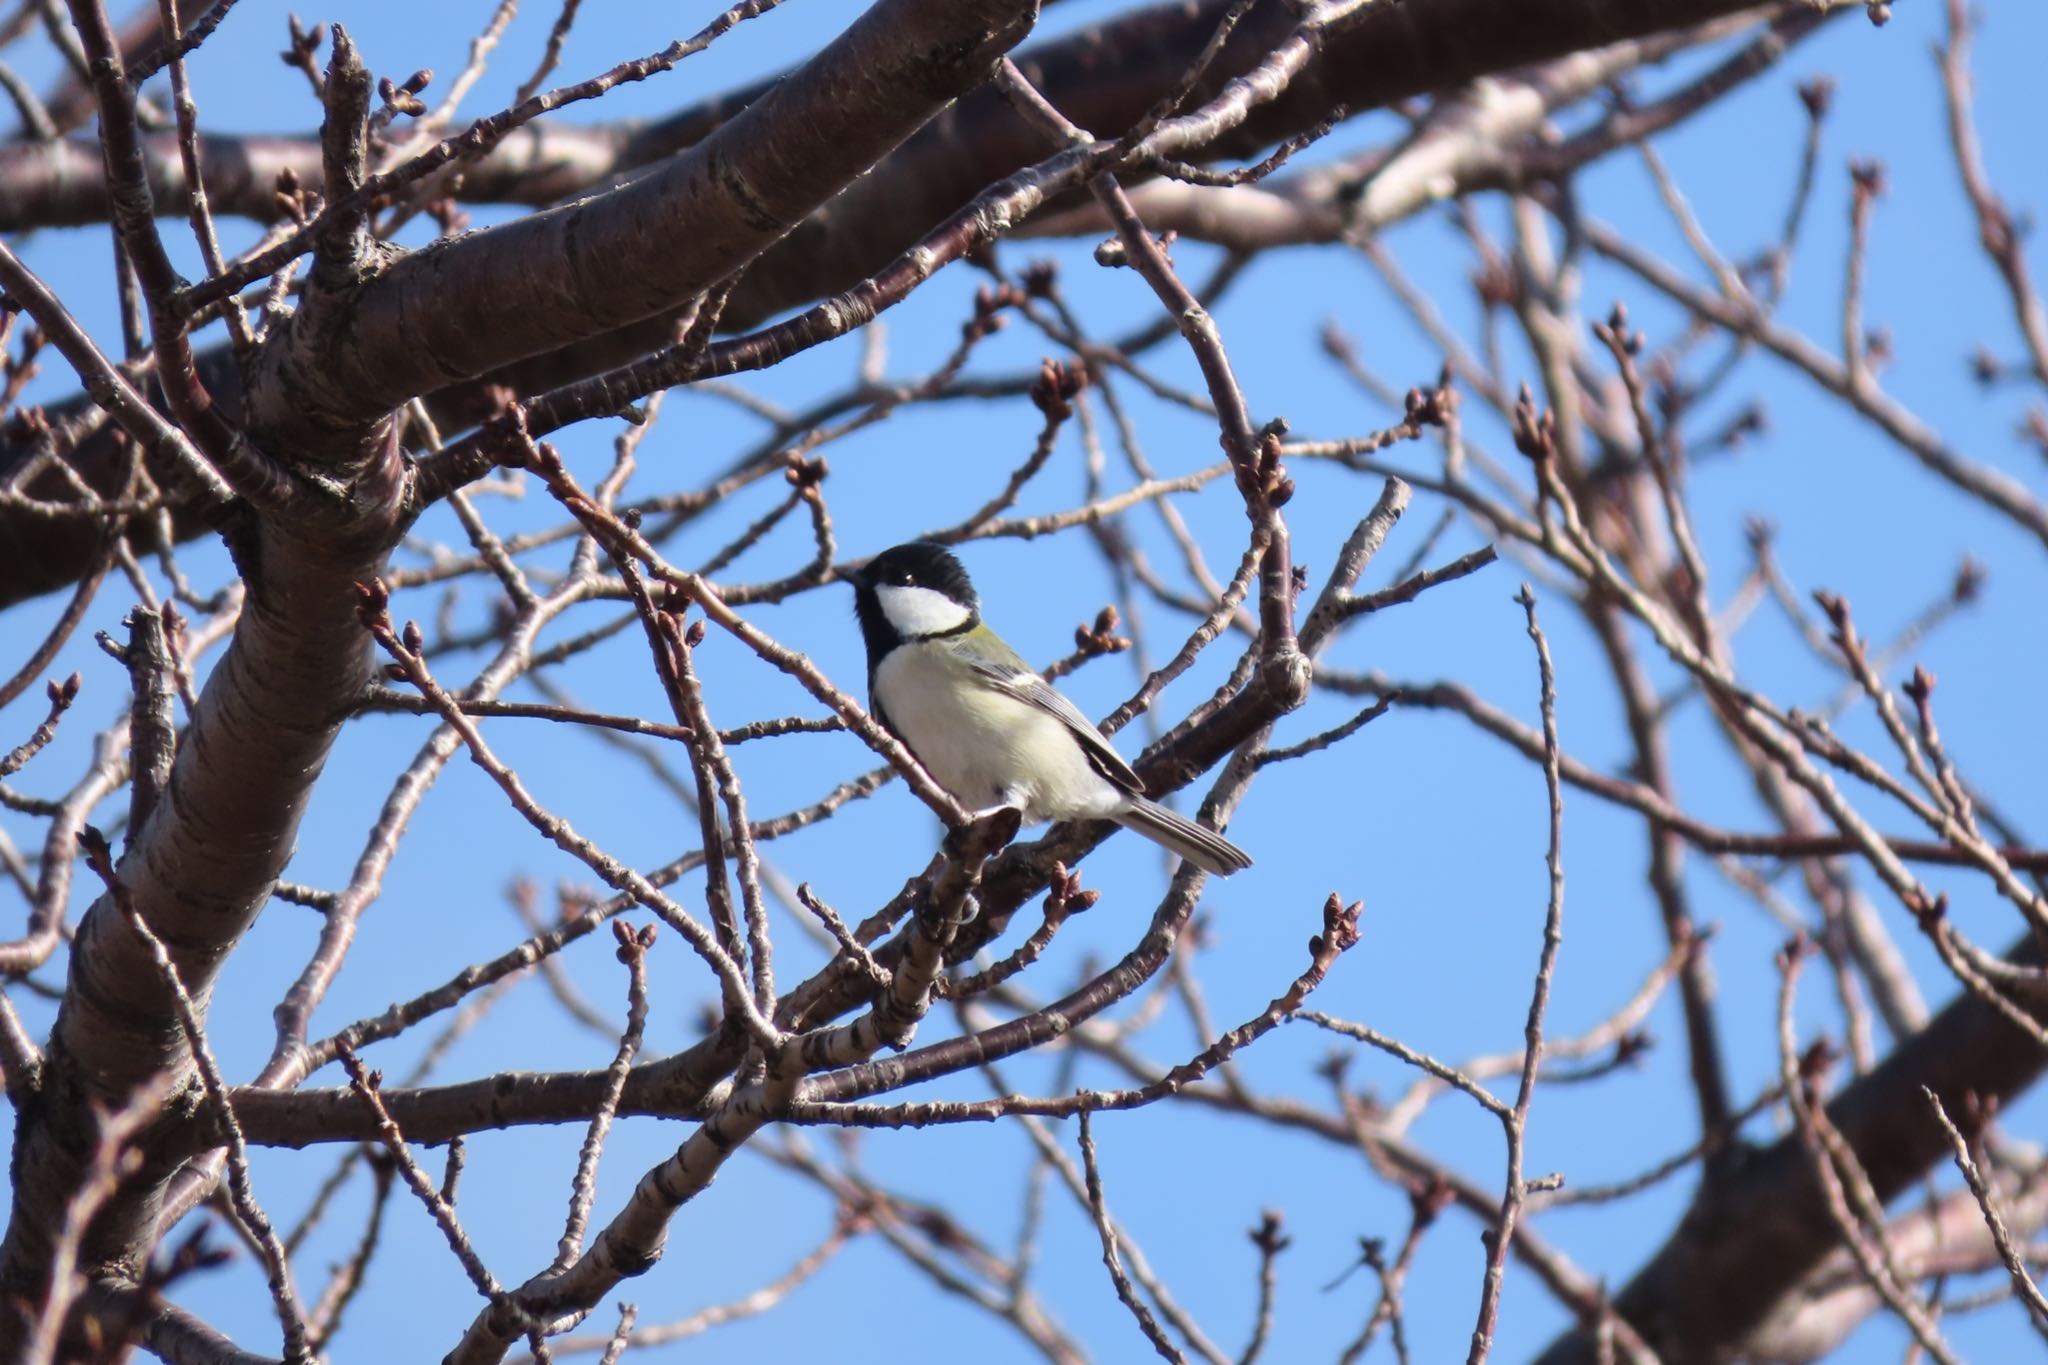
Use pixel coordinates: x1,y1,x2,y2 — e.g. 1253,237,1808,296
847,541,1251,876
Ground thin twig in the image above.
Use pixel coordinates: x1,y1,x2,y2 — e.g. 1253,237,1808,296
553,922,654,1271
1467,586,1566,1365
1078,1110,1188,1364
1923,1086,2048,1338
338,1043,505,1303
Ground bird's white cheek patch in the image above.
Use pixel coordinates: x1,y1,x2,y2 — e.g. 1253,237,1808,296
876,584,971,638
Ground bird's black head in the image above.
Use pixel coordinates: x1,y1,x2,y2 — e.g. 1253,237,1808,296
855,541,979,606
849,541,980,662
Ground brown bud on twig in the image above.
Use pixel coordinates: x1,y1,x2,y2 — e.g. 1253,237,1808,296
1412,1175,1455,1227
1042,863,1099,919
1602,303,1644,356
76,824,113,879
785,453,829,490
1710,403,1766,453
1249,1210,1291,1255
1059,865,1083,903
1902,665,1935,707
1952,556,1986,603
611,919,638,956
1905,888,1948,926
150,1225,233,1286
1649,359,1681,418
1798,1038,1837,1090
378,73,430,118
350,577,392,631
1403,384,1453,429
967,284,1022,341
1676,920,1717,966
1310,892,1364,958
1019,260,1058,298
1511,387,1557,463
1960,1089,1998,1135
1612,1032,1653,1067
1473,259,1519,311
1318,320,1355,364
1810,589,1850,640
1254,417,1291,502
282,16,326,70
1029,357,1085,418
1797,76,1835,119
1071,605,1130,660
271,167,312,223
1774,932,1814,974
4,405,49,444
974,283,1024,317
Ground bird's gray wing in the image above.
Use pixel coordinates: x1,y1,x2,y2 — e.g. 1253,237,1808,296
964,655,1145,796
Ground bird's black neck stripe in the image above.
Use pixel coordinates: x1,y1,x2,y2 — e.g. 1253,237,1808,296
912,612,980,641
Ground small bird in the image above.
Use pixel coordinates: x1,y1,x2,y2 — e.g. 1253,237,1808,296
848,541,1251,876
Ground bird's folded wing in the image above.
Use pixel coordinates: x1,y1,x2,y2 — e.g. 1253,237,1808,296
968,660,1144,795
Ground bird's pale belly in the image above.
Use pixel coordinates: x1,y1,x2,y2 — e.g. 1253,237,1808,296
874,649,1123,822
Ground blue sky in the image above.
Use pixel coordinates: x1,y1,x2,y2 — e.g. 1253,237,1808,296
4,1,2047,1361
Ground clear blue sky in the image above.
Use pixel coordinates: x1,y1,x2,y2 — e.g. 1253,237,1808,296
4,1,2046,1361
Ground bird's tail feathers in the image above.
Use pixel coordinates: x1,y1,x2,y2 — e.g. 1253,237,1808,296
1114,798,1252,877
